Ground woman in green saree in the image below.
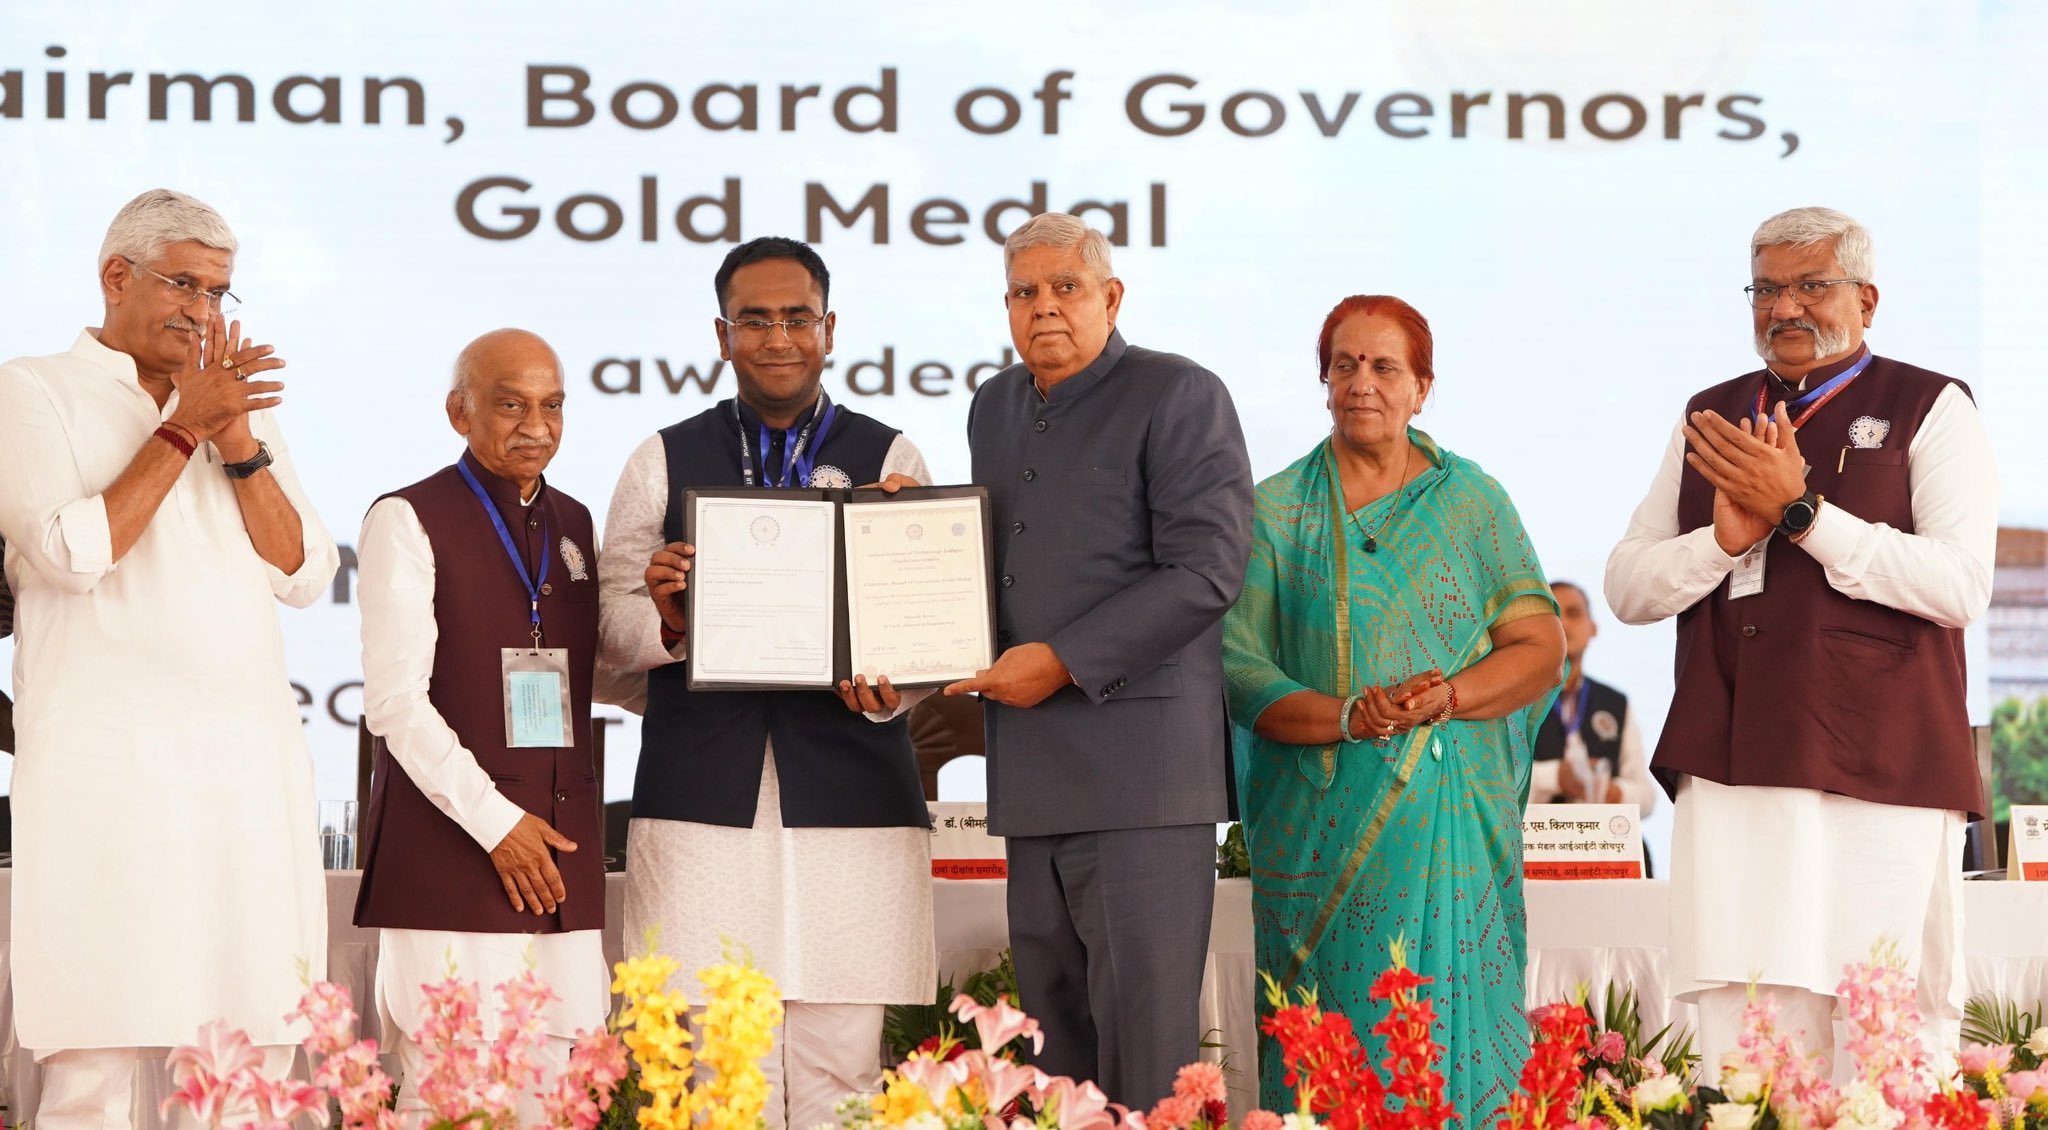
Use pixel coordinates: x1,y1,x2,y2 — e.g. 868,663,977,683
1223,295,1565,1124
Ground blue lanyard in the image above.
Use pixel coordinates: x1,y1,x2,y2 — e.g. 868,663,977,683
734,395,838,488
1552,678,1591,740
456,458,549,641
1754,348,1874,426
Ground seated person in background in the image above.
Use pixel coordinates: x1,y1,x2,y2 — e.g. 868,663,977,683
1532,580,1658,813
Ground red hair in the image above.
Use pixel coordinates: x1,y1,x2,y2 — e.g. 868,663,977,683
1316,295,1434,384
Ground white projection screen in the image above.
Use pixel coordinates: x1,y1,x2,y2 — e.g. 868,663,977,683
4,1,2045,869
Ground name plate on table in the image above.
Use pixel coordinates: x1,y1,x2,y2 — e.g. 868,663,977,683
2009,806,2048,881
683,486,997,691
928,802,1006,879
1521,804,1644,879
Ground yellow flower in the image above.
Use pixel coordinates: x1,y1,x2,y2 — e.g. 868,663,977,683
873,1074,937,1123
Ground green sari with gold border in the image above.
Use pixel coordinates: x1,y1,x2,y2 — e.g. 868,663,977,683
1222,429,1559,1124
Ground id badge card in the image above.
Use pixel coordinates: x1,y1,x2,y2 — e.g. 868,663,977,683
1728,539,1767,600
502,648,573,748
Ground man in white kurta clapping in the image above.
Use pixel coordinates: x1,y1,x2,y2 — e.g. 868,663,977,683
1607,206,1998,1076
0,189,337,1130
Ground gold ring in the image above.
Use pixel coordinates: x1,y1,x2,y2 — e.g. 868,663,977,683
220,354,238,368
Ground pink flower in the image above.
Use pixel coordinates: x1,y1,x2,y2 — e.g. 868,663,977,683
974,1054,1048,1120
311,1038,398,1130
1593,1030,1628,1063
2004,1069,2048,1104
288,980,361,1057
163,1019,267,1125
1148,1094,1202,1130
543,1028,632,1130
951,994,1046,1056
1959,1042,2015,1078
1241,1111,1285,1130
237,1074,326,1130
899,1047,972,1098
1042,1076,1120,1130
1173,1061,1228,1106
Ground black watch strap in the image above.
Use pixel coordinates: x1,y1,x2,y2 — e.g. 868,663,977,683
223,440,274,480
1776,491,1820,537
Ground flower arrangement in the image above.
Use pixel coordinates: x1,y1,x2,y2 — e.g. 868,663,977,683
1577,944,2048,1130
597,936,786,1130
1565,984,1698,1112
884,950,1026,1063
160,939,782,1130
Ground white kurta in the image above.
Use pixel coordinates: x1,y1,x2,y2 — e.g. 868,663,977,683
597,430,937,1002
1604,377,1997,1005
357,497,609,1039
0,330,337,1049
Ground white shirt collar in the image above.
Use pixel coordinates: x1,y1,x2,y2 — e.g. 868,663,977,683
71,328,146,388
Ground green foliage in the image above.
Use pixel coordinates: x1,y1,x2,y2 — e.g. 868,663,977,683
1964,994,2046,1070
1576,980,1700,1095
1992,696,2048,826
597,1065,647,1130
1217,822,1250,880
882,950,1023,1062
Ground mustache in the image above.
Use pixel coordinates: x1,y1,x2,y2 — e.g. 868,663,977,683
507,437,555,451
1767,318,1819,337
164,316,202,333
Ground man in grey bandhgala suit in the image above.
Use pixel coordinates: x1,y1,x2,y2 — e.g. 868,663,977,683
947,213,1253,1108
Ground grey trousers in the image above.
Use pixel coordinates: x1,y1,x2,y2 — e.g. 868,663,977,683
1004,823,1217,1111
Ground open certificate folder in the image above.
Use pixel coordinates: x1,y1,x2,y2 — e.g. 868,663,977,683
682,485,997,691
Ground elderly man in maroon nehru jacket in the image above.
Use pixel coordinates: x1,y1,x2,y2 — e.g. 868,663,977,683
354,328,608,1122
1608,207,1998,1075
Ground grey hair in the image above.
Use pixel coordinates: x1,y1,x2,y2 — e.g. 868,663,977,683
1750,206,1874,282
97,188,238,270
1003,212,1114,281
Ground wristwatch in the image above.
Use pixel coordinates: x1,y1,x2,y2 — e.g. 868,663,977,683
222,440,274,480
1776,490,1821,539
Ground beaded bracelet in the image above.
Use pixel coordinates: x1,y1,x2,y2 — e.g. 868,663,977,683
1431,681,1459,725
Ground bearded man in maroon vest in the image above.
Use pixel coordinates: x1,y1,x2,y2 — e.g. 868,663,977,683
353,329,609,1122
1606,207,1998,1076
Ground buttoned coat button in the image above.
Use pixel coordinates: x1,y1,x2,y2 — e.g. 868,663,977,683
540,583,553,595
1022,469,1037,481
998,629,1013,645
1001,575,1015,587
1034,419,1049,432
555,789,569,803
1741,625,1758,638
1013,522,1026,534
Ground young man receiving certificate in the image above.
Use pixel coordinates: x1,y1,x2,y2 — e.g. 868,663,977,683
595,237,937,1130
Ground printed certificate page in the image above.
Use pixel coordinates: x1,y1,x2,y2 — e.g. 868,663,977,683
689,495,836,687
843,495,994,685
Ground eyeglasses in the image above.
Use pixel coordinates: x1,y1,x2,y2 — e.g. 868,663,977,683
1743,279,1862,309
719,316,827,341
131,260,241,314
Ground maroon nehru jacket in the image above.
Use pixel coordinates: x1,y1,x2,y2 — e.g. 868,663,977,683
1656,351,1984,819
354,452,604,933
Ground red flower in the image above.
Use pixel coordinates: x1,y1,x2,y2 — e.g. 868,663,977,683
912,1034,967,1062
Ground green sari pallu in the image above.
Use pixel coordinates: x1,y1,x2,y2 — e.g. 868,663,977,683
1222,430,1559,1124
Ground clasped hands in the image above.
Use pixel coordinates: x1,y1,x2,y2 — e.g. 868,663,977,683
1682,403,1809,556
1349,670,1451,742
167,311,286,463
